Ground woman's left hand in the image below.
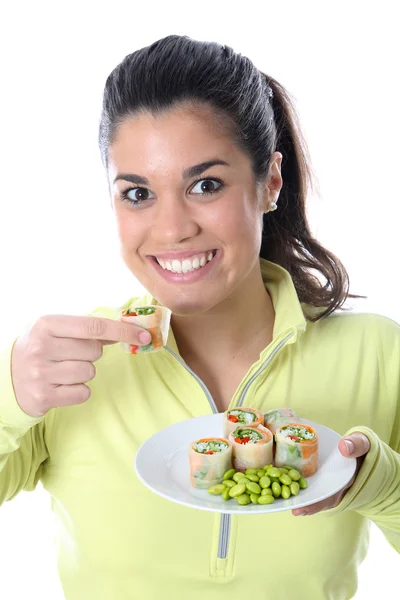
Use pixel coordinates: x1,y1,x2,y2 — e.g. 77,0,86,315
292,432,371,516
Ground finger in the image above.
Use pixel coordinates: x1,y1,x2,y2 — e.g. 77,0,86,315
48,361,96,385
292,493,341,516
38,315,152,345
49,338,104,362
52,383,92,406
338,433,371,458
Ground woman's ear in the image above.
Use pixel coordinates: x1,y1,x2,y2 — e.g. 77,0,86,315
261,152,283,212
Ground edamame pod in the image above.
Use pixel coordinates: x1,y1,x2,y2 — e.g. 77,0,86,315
222,479,236,488
236,493,251,506
281,485,291,499
246,482,261,495
250,493,260,504
272,482,282,497
222,487,231,501
223,468,236,480
299,477,308,489
229,483,247,497
208,484,225,495
258,494,275,505
290,482,300,496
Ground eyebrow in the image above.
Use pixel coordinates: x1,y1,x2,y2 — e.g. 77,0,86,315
113,159,229,186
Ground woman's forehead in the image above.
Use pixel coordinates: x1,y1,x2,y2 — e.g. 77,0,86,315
108,106,246,179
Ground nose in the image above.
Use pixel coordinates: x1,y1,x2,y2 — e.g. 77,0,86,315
151,195,200,245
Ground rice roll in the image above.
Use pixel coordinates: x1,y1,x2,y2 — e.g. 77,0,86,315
223,407,264,438
275,423,318,477
228,424,273,472
189,437,232,489
120,305,171,354
264,407,299,434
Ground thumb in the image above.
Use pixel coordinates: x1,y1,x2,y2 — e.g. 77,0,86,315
339,432,371,458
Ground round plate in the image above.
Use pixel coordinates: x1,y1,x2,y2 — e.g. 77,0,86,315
134,413,357,514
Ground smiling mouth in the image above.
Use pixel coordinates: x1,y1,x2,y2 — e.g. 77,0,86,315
154,250,217,274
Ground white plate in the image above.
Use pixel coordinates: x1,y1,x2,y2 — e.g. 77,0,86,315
134,413,357,514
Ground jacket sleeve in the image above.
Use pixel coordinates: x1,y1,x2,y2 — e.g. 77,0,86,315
323,315,400,553
0,341,53,506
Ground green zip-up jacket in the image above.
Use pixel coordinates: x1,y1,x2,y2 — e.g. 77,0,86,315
1,260,399,599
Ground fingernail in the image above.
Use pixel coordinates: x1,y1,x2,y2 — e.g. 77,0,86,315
139,331,152,344
294,511,307,516
344,439,355,454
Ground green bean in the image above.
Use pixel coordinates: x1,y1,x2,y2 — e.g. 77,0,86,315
299,477,308,489
236,493,251,506
269,467,282,478
250,493,260,504
246,482,261,495
288,469,301,481
222,479,236,488
223,468,236,480
208,484,225,495
259,476,271,489
258,494,275,505
281,485,291,499
229,483,247,497
290,482,300,496
279,474,292,486
271,482,282,498
261,487,273,496
222,487,231,501
245,468,258,476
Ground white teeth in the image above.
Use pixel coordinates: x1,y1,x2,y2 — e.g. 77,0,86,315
182,259,192,273
156,251,216,274
172,259,182,273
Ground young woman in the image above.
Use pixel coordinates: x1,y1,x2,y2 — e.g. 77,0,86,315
1,35,399,600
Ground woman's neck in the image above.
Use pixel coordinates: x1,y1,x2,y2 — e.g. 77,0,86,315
171,267,275,366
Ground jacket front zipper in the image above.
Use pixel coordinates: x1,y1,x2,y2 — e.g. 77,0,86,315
165,330,294,561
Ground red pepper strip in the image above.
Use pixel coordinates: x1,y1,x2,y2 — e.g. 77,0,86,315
228,415,239,422
130,345,139,354
289,436,302,441
234,437,242,444
204,451,214,455
242,437,250,444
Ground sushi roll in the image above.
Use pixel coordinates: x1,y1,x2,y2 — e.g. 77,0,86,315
189,437,232,489
275,423,318,477
228,424,273,472
223,407,264,438
264,408,299,434
120,305,171,354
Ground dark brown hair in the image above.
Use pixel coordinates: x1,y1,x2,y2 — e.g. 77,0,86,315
99,35,356,321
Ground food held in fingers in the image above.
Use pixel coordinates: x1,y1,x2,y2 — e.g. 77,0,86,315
274,423,318,477
120,305,171,354
229,424,273,471
263,407,299,434
189,438,233,489
223,407,264,438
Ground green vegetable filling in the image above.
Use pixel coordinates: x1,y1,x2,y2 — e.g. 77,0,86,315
194,440,228,453
228,410,256,424
233,428,262,443
281,426,315,441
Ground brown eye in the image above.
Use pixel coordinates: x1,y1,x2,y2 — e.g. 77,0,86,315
120,187,156,206
191,178,223,195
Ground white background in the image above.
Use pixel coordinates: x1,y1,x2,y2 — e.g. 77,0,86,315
0,1,398,598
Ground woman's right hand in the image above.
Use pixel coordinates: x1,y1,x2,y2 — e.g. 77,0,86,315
10,315,152,418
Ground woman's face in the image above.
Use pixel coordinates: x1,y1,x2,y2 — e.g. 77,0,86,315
107,105,282,315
